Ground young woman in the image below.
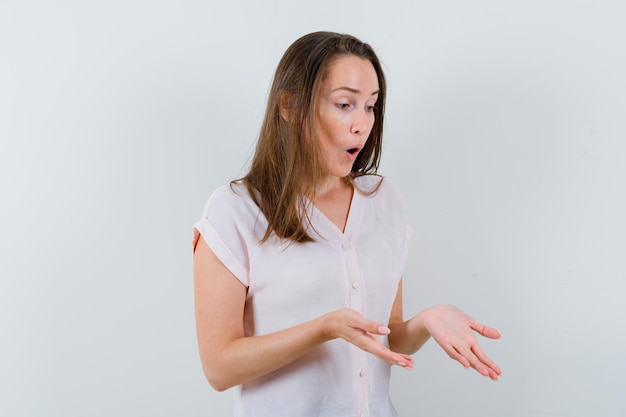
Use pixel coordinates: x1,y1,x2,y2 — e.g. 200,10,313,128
193,31,501,417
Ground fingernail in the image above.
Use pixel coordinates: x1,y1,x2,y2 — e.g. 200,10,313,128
378,326,390,334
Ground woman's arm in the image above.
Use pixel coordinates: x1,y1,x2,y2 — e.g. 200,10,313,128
193,236,413,391
387,279,502,380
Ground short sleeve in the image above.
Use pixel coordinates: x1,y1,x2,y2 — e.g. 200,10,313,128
192,184,252,287
401,225,412,272
372,176,412,274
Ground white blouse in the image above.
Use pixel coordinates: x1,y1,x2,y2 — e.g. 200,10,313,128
193,175,411,417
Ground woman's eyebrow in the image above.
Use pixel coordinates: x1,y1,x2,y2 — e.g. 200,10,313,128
331,86,380,96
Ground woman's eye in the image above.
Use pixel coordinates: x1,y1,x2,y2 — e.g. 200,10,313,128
336,103,350,110
365,106,376,112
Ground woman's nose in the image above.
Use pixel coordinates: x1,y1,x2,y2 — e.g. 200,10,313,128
350,109,372,135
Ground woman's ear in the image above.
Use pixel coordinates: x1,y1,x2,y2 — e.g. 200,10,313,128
278,90,291,122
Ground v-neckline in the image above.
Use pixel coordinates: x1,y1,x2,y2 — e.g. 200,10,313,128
306,186,362,244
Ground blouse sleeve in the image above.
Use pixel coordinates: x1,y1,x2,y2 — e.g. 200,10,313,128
401,225,413,273
377,177,413,274
192,184,251,287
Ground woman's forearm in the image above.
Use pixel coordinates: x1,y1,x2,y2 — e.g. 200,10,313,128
201,313,334,391
201,308,412,391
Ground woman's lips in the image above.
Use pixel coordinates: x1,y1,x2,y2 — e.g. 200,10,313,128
346,147,361,161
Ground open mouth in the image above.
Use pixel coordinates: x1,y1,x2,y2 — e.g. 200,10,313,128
347,147,359,155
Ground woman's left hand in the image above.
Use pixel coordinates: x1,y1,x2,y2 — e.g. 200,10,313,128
421,305,502,380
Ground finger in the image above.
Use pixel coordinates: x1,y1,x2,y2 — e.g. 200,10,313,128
355,333,414,369
375,325,391,335
369,343,414,369
370,341,413,366
487,368,499,381
471,344,502,376
448,344,497,378
396,354,414,370
470,321,501,339
454,345,491,377
392,353,414,369
384,351,414,369
443,344,471,369
358,323,390,336
348,313,391,336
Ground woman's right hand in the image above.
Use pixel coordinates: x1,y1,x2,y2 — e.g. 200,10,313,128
326,308,414,369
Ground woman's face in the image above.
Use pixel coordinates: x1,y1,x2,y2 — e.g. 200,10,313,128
314,55,380,181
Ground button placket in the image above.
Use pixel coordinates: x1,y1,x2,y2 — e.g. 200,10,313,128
342,240,369,417
343,242,363,313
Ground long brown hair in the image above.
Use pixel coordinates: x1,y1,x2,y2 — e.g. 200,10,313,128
239,31,387,243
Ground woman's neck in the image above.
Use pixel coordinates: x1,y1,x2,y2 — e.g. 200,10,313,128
314,176,350,200
311,177,354,233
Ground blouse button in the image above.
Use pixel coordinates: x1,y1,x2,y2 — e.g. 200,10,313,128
359,370,365,377
352,282,359,289
341,243,351,250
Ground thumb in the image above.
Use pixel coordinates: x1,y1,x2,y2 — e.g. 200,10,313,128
365,321,390,335
471,322,501,339
343,309,390,335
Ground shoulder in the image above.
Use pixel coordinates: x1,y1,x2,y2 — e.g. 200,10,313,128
206,181,249,205
194,182,257,284
201,181,259,222
195,181,266,248
354,174,407,220
354,174,403,201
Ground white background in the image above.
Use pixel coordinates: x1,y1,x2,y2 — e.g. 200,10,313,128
1,1,625,416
